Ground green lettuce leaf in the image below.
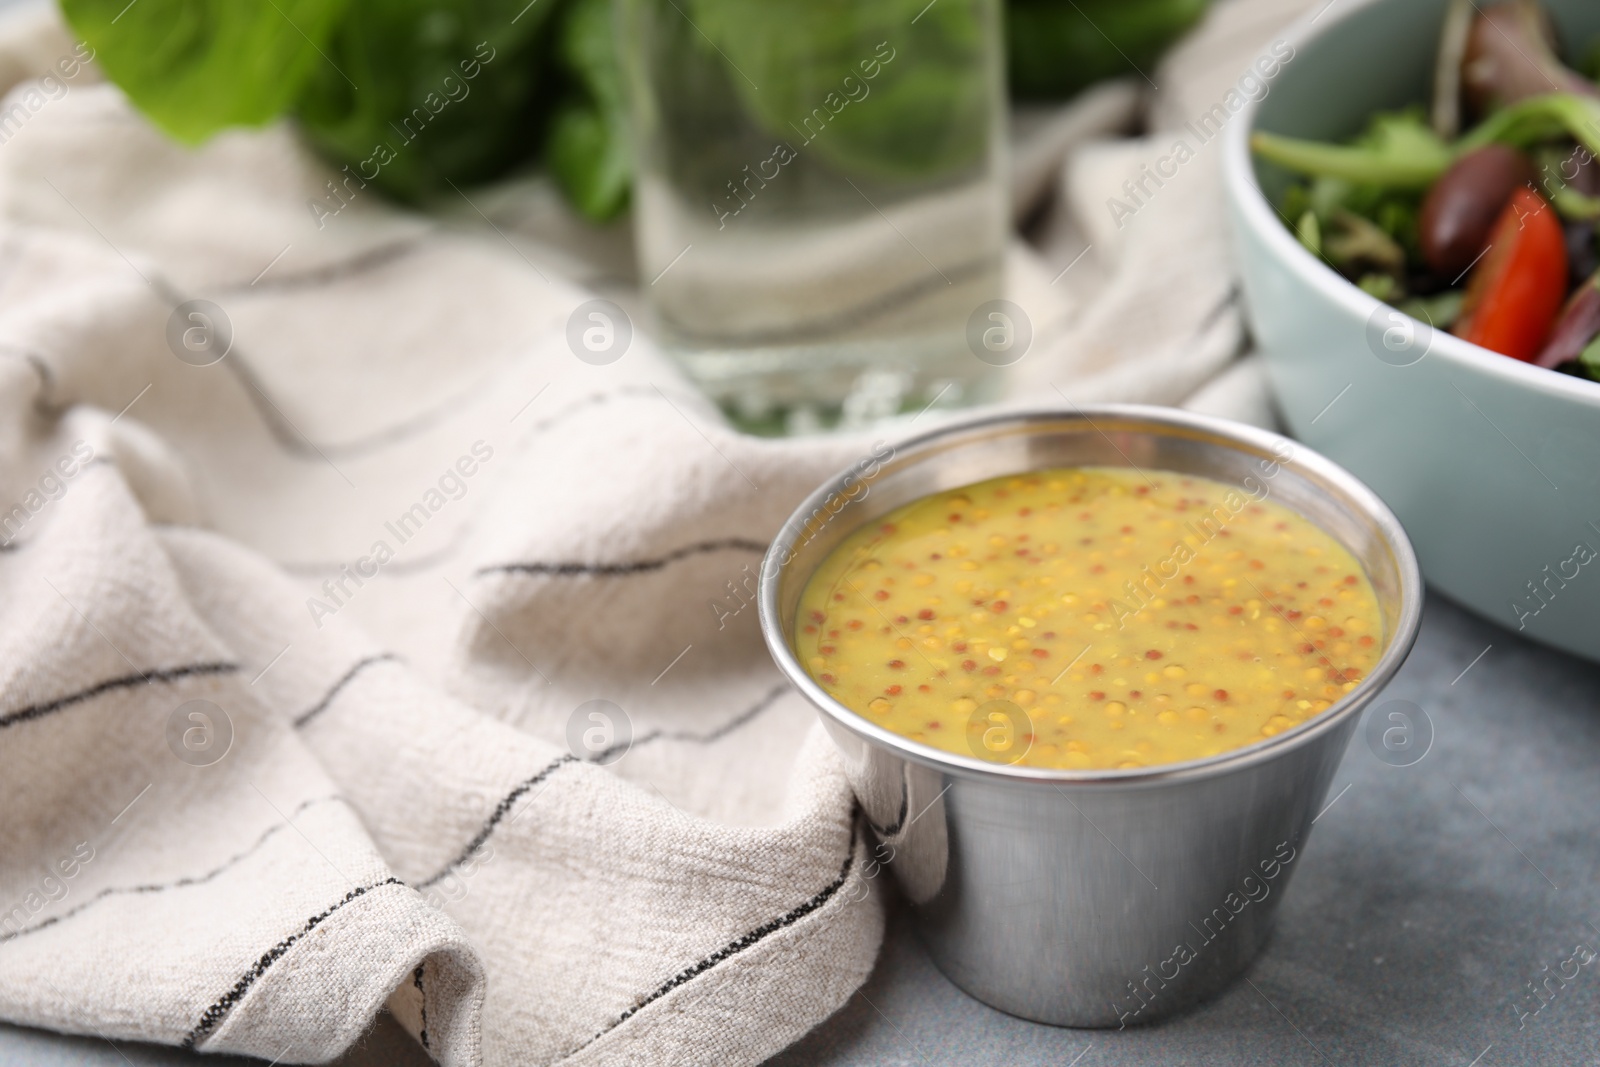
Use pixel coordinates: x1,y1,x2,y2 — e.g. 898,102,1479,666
1458,91,1600,157
1252,108,1454,188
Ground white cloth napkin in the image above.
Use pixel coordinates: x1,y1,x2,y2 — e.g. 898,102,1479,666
0,0,1310,1063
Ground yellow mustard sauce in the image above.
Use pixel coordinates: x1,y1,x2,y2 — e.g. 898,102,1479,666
796,467,1384,770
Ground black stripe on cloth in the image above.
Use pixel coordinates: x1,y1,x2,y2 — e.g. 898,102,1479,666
210,327,504,464
183,877,405,1050
221,239,424,294
292,654,403,729
0,796,347,946
575,811,861,1052
0,661,238,730
413,962,429,1050
249,368,505,462
148,265,508,466
415,755,578,890
252,383,695,534
591,683,788,764
475,538,767,579
512,385,660,446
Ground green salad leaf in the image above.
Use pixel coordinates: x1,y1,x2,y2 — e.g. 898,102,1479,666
1254,94,1600,192
1325,209,1405,274
1458,91,1600,157
59,0,351,143
1284,174,1422,267
1293,209,1321,256
1580,334,1600,379
1355,272,1400,300
1397,289,1464,329
1252,108,1453,188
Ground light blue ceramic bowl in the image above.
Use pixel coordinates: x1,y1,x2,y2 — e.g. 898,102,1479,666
1225,0,1600,664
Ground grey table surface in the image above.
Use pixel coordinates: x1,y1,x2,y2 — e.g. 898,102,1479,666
4,593,1598,1066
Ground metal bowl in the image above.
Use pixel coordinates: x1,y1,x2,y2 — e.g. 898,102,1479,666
758,406,1422,1026
1224,0,1600,662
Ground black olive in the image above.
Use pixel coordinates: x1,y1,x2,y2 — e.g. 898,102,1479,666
1419,144,1536,277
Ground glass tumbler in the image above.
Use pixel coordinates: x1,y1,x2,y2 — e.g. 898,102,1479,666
617,0,1009,435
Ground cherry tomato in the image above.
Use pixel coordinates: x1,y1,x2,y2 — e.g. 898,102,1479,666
1454,188,1568,362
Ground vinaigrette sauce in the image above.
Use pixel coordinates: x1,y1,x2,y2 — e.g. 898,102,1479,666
796,467,1383,769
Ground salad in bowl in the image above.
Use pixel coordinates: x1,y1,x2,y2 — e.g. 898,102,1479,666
1252,0,1600,377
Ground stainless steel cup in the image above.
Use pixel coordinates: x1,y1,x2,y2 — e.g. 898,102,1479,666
758,406,1422,1027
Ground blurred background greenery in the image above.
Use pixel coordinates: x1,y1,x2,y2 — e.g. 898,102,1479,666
58,0,1207,221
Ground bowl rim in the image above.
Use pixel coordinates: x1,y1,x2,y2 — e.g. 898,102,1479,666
1220,0,1600,406
758,404,1425,787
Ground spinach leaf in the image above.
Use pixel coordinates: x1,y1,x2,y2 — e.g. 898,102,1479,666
294,0,558,202
59,0,350,143
686,0,991,181
545,0,630,221
1007,0,1206,100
